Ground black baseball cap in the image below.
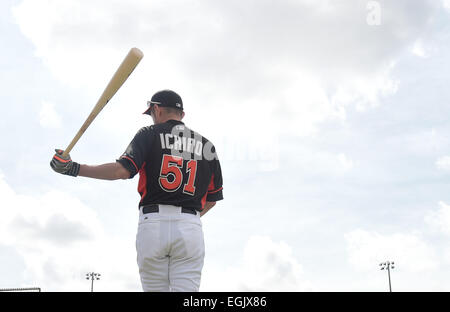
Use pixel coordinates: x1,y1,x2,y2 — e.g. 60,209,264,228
143,90,183,115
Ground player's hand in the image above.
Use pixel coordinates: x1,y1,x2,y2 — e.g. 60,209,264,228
50,149,80,177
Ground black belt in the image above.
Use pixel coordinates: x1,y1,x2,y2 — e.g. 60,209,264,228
141,204,197,215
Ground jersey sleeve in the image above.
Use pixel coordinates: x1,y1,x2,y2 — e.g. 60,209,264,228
206,158,224,202
116,127,154,179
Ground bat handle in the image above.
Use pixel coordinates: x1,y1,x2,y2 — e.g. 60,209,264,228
62,133,82,157
61,146,73,158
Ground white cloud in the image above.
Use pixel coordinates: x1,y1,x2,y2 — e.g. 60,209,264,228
290,148,356,176
404,128,447,156
344,202,450,291
436,156,450,171
337,153,354,171
345,229,438,273
11,0,440,139
0,180,102,248
0,170,140,291
201,235,311,291
39,100,62,129
411,39,430,58
425,201,450,236
443,0,450,11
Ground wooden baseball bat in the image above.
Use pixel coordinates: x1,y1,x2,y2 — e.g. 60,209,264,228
62,47,144,157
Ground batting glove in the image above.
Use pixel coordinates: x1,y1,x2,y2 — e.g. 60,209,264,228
50,149,80,177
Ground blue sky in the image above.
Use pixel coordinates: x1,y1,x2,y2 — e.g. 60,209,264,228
1,0,450,291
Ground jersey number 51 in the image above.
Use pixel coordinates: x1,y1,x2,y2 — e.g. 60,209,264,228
159,154,197,196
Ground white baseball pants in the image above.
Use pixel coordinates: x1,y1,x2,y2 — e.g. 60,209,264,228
136,204,205,292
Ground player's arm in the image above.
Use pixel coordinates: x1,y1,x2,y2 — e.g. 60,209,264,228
50,149,131,180
200,201,216,217
78,162,130,180
50,127,153,179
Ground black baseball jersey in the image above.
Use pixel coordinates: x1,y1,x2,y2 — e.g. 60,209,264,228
117,119,223,211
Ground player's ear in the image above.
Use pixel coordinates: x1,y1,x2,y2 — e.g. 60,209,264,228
181,111,185,120
154,104,162,117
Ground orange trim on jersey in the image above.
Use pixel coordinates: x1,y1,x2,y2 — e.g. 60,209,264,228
138,162,147,203
207,174,216,191
200,191,208,211
121,155,139,172
207,187,223,194
201,174,216,210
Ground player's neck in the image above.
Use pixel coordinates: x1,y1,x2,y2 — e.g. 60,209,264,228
155,115,182,124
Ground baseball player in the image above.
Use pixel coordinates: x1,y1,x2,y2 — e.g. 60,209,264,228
50,90,224,292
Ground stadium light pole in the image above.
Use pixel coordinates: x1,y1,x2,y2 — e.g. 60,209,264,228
379,261,395,292
86,272,101,292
